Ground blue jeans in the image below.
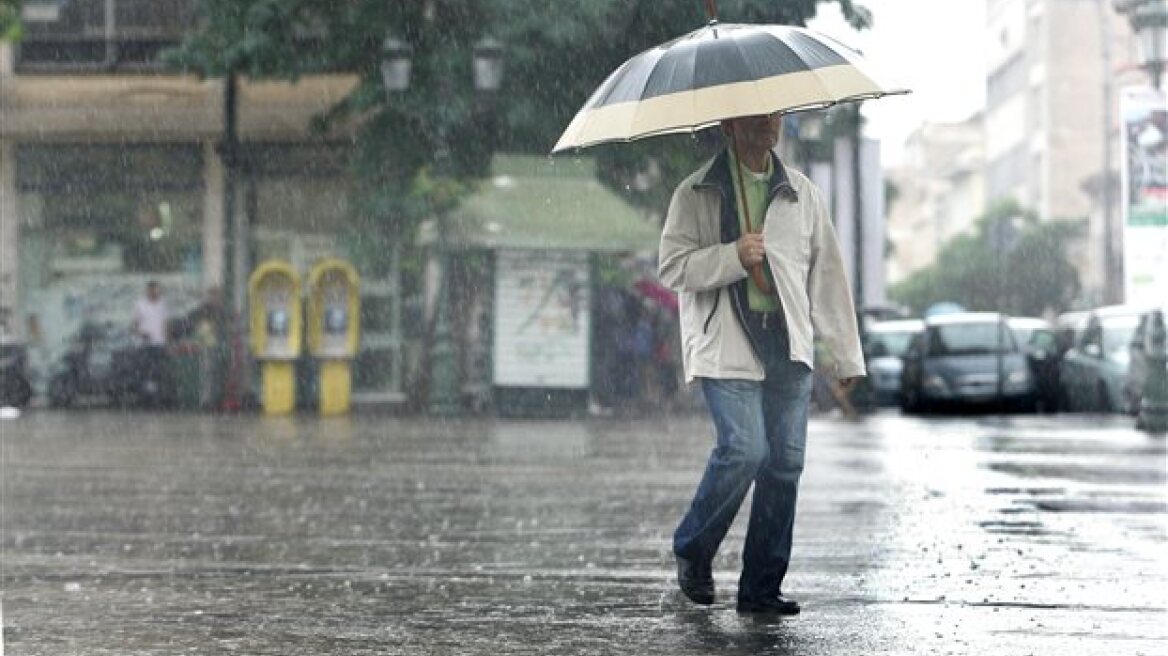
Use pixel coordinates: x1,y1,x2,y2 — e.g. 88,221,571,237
673,359,814,601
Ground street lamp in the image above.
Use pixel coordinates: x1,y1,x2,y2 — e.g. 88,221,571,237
1116,0,1168,88
379,37,413,93
381,33,504,416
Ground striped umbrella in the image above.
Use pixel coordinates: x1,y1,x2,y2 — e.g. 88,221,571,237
551,21,909,153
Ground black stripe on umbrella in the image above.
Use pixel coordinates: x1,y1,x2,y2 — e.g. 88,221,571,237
552,23,908,153
593,24,854,107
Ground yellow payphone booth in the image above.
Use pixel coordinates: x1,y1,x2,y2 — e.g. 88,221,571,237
307,259,360,415
248,261,302,415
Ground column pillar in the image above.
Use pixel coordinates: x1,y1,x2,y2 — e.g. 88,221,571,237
203,141,225,290
0,140,19,332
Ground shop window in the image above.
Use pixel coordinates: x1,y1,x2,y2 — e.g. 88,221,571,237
16,144,204,278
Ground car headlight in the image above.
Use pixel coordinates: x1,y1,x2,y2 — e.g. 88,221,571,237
1006,369,1031,389
924,375,949,394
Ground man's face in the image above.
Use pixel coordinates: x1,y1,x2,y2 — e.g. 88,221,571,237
724,112,783,153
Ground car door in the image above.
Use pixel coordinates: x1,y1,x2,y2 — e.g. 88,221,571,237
1061,317,1103,410
1125,314,1149,413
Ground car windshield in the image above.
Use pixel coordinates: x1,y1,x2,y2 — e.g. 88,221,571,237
1102,315,1139,355
868,330,917,357
928,322,1015,356
1011,325,1037,345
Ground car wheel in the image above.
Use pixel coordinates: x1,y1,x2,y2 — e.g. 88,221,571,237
900,386,919,414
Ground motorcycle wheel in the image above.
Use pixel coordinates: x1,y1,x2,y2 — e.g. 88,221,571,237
48,376,75,408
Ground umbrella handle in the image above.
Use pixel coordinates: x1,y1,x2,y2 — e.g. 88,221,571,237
748,263,772,295
728,123,775,296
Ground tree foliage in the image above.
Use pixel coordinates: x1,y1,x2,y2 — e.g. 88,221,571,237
1,0,22,41
166,0,872,261
889,200,1083,318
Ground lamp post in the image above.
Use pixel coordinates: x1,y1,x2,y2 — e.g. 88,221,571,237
381,33,503,416
1115,0,1168,89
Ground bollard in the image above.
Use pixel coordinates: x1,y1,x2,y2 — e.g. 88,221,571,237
1138,310,1167,435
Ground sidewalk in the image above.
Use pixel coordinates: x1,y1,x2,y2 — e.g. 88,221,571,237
1,411,1164,654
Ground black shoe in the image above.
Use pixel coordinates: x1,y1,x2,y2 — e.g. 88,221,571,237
736,595,801,615
675,555,715,605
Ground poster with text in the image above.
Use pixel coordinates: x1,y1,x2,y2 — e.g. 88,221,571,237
493,250,590,388
1120,87,1168,308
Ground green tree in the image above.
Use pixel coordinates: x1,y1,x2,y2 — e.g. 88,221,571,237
166,0,873,255
1,0,21,41
889,200,1083,317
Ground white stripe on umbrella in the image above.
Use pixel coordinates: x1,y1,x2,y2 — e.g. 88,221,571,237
554,64,893,152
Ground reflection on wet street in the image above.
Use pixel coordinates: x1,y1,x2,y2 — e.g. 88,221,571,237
1,411,1164,654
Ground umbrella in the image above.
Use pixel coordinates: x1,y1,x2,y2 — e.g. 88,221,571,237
552,20,908,153
634,277,679,313
552,5,908,294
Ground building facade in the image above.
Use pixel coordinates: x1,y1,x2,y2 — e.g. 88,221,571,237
983,0,1145,303
885,117,987,285
0,0,411,401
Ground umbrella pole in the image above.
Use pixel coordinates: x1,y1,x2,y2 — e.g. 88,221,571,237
727,123,774,295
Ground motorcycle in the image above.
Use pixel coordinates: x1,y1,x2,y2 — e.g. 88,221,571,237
48,322,176,409
0,337,33,408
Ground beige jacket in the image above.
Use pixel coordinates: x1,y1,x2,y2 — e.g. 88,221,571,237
658,153,866,383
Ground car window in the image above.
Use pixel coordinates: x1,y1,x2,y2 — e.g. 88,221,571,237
1028,329,1057,352
1101,315,1139,356
1080,320,1103,350
927,322,1016,356
868,330,917,357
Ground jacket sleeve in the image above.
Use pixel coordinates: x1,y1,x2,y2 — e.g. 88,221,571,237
658,183,747,293
806,184,867,379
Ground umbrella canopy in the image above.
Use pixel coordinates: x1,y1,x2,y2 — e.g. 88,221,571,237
552,22,908,153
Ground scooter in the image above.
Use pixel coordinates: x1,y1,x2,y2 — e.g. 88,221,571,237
48,322,176,409
0,337,33,408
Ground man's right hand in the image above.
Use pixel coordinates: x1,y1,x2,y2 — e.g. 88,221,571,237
736,232,766,268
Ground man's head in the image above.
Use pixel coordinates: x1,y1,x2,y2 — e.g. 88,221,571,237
146,280,161,301
721,112,783,156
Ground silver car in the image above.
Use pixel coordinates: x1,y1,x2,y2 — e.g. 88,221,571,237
865,319,924,405
1060,305,1142,413
1124,308,1168,415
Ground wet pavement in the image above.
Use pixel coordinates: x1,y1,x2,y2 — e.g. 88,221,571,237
1,410,1165,655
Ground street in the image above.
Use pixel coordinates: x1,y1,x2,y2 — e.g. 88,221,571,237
1,410,1165,655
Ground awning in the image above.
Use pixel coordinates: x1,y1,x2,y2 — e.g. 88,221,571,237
419,155,660,252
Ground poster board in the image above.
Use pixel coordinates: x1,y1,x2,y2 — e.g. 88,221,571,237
493,250,590,388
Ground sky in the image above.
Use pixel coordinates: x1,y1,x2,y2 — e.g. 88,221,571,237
807,0,987,167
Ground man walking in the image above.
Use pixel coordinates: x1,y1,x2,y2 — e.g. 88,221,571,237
658,112,865,615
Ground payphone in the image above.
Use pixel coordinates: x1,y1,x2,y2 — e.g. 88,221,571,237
307,259,360,415
248,261,302,415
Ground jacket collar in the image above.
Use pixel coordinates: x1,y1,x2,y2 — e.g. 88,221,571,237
694,148,799,203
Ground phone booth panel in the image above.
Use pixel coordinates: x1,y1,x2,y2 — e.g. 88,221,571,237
248,261,302,415
307,259,359,415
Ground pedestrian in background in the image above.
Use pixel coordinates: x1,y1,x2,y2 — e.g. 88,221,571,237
658,112,865,615
130,280,173,401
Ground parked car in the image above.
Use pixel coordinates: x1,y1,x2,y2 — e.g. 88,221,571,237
901,312,1035,413
1008,317,1060,412
1059,305,1142,413
865,319,924,406
1124,307,1168,415
1054,310,1090,356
